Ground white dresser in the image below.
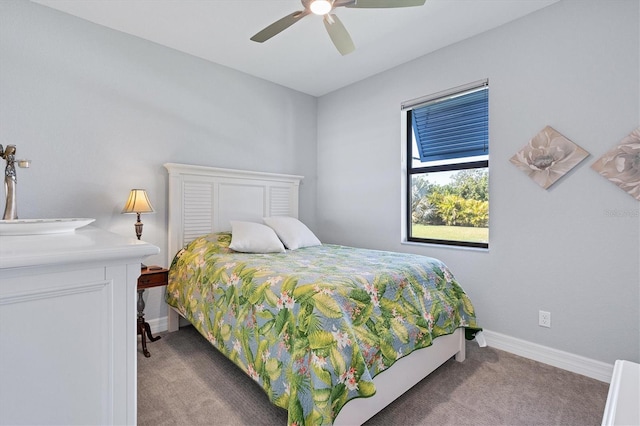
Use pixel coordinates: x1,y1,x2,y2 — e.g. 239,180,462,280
602,360,640,426
0,226,159,425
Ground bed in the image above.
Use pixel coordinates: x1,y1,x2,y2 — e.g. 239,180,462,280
163,163,480,425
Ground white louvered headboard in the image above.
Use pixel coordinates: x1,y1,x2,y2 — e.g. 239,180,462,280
164,163,303,265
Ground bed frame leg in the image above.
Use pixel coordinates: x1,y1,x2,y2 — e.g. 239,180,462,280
167,307,180,332
454,329,466,362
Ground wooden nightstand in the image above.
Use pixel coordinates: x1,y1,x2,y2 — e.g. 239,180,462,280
137,266,168,357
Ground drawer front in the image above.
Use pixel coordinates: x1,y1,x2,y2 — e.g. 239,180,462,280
138,271,168,289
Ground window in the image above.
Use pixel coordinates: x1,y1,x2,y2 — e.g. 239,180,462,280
403,80,489,248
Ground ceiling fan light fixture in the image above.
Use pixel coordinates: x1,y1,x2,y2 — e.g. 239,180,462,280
310,0,332,15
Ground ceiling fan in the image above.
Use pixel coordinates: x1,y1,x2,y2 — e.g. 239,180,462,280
250,0,427,56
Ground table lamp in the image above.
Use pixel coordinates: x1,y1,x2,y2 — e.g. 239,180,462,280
122,189,155,240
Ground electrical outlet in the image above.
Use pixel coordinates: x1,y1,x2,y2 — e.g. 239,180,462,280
539,310,551,328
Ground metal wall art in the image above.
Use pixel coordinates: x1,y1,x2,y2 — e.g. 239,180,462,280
591,127,640,201
510,126,589,189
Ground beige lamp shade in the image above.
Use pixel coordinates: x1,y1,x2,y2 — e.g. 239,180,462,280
122,189,154,240
122,189,155,214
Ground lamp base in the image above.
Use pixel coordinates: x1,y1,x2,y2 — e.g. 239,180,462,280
134,214,144,240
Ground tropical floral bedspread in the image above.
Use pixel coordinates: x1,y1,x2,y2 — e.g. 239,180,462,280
166,233,479,425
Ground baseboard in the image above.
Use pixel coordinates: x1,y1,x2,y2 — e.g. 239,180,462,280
482,329,613,383
147,318,613,383
147,316,168,335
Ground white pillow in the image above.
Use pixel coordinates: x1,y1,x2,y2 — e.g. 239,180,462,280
263,216,321,250
229,221,285,253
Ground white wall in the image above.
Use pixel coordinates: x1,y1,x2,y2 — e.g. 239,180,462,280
0,0,318,321
317,0,639,365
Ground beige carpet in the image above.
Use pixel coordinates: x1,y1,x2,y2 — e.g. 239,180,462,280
138,326,609,425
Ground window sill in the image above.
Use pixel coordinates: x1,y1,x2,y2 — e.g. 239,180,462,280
401,240,489,253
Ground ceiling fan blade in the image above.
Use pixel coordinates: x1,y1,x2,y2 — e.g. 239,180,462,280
250,10,310,43
333,0,357,7
323,14,355,56
346,0,426,8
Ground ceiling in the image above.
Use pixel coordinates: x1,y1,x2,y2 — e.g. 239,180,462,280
32,0,559,97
